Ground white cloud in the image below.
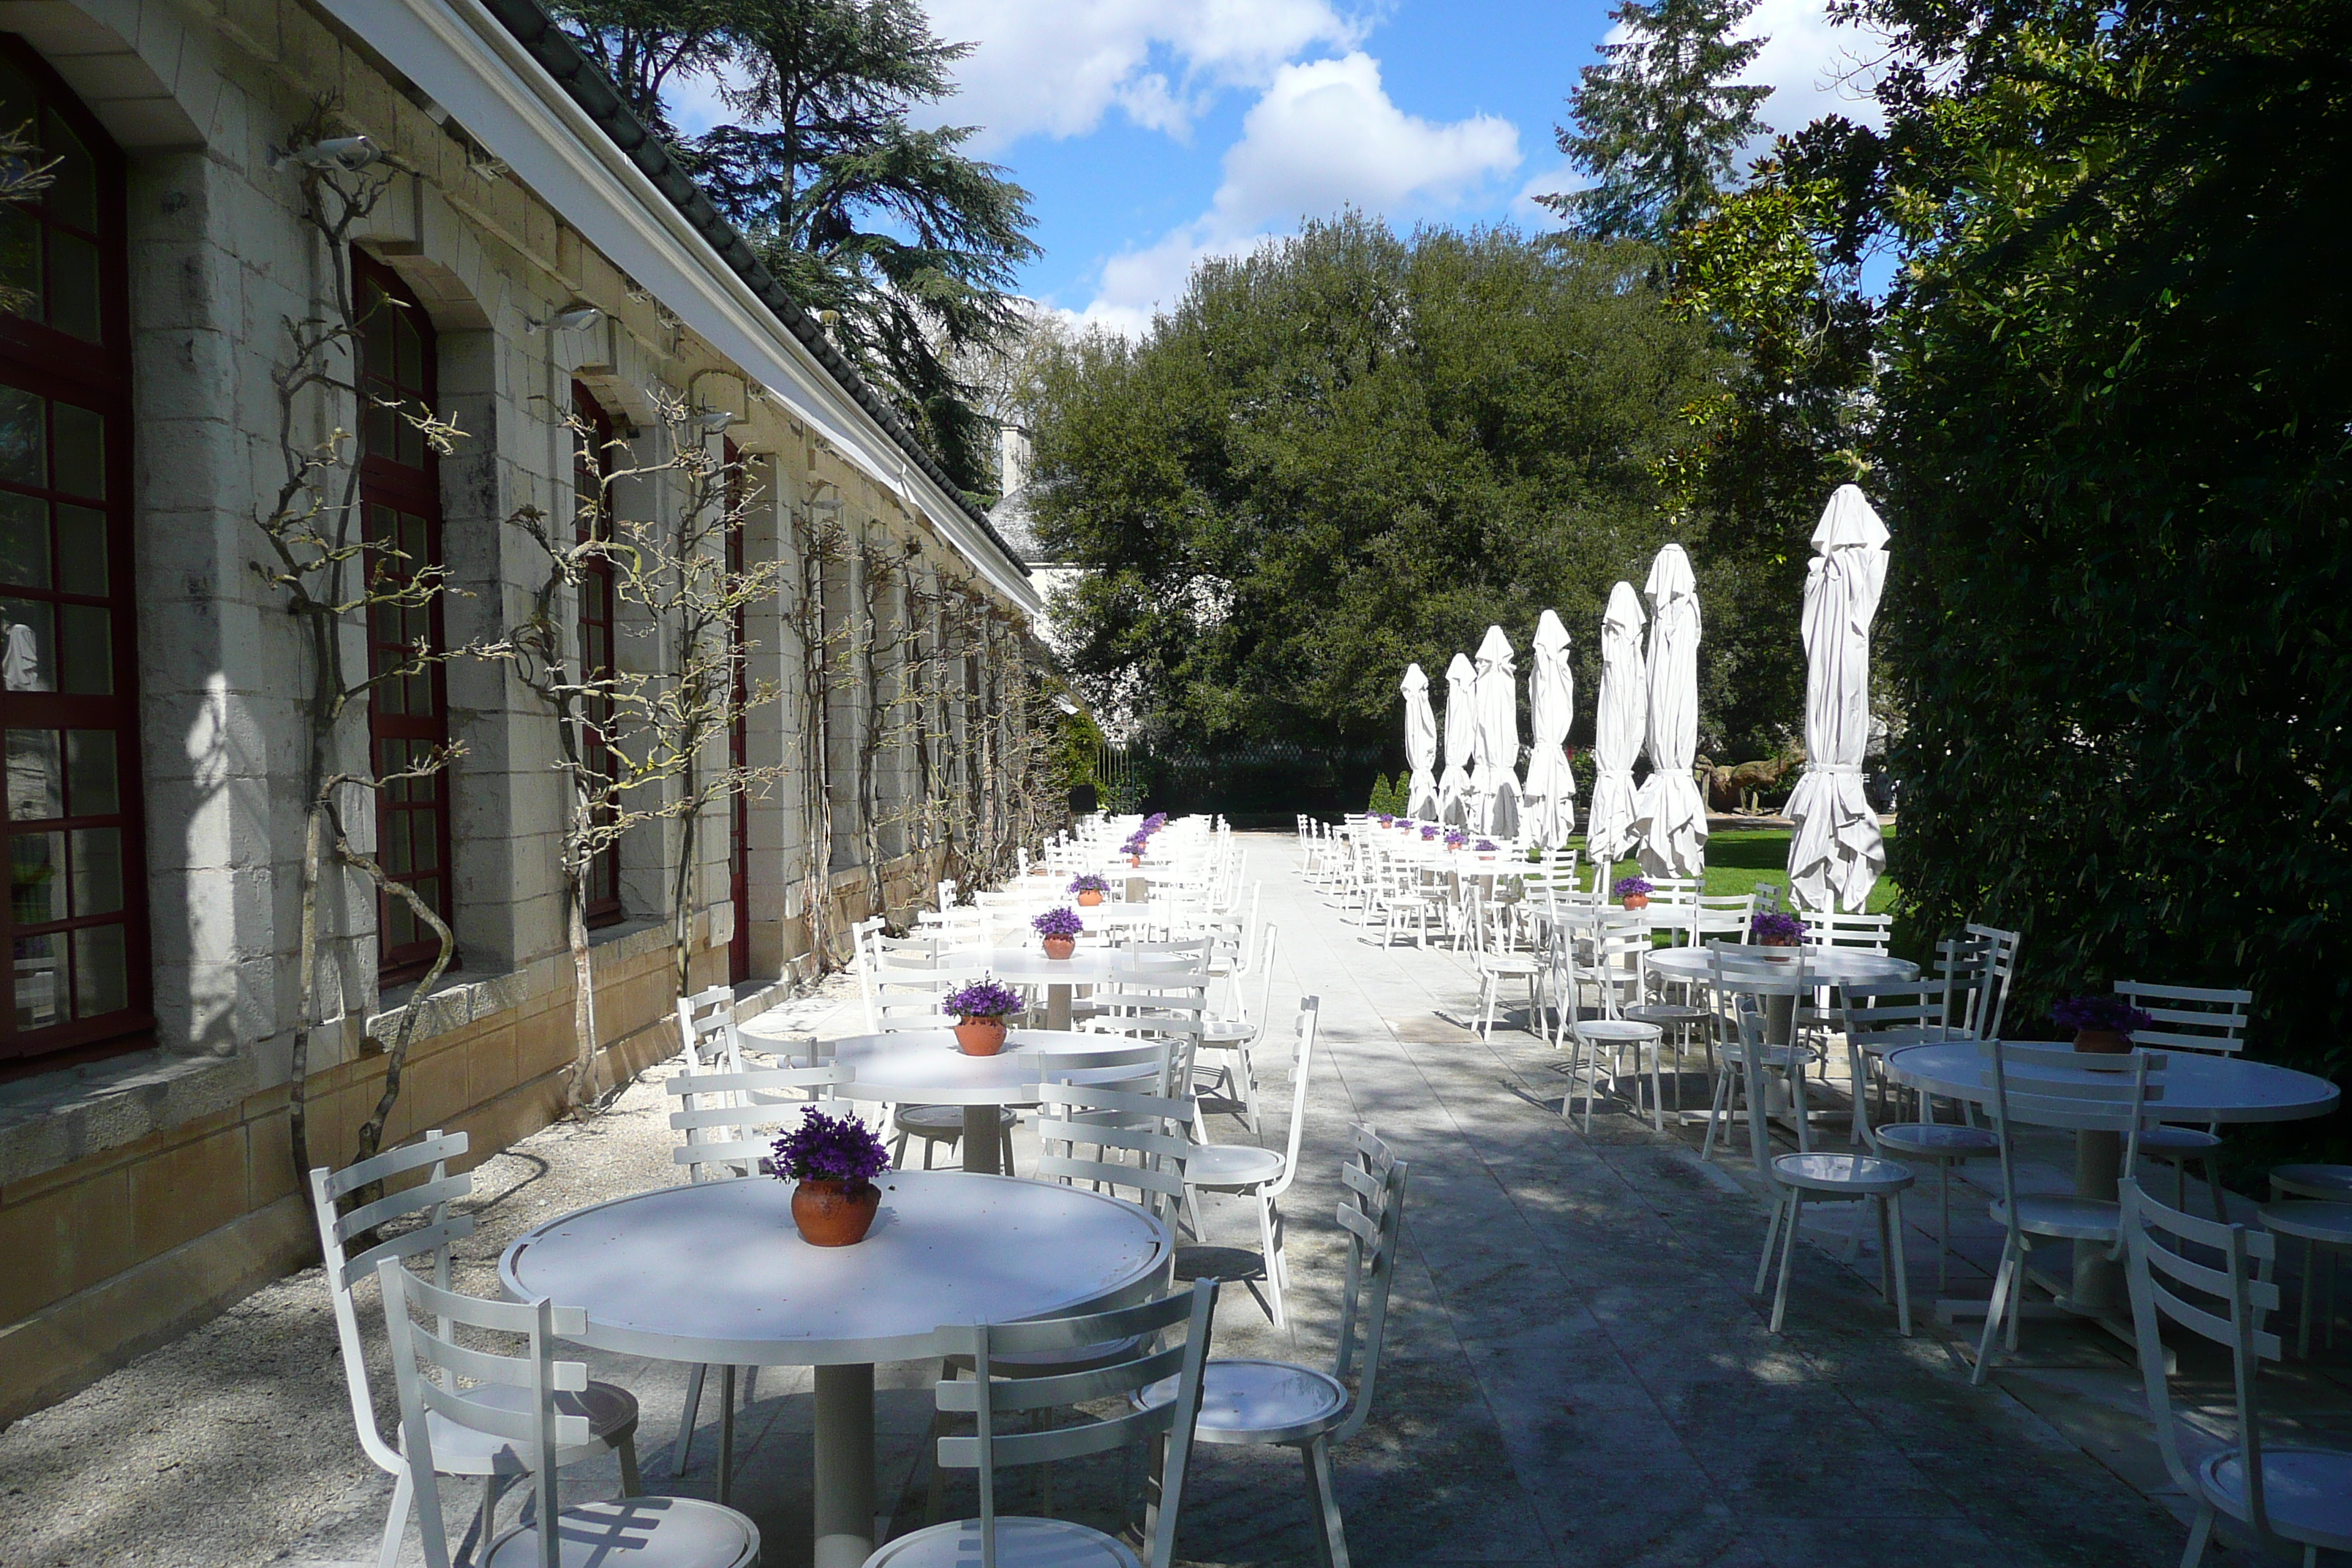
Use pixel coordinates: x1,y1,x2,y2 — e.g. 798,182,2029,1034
918,0,1364,150
1740,0,1888,139
1073,52,1521,333
1213,53,1520,230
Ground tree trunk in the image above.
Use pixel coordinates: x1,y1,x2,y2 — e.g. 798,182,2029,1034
565,875,601,1110
286,803,324,1185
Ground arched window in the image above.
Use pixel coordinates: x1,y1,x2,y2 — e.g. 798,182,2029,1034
0,39,146,1071
353,252,453,981
571,383,620,927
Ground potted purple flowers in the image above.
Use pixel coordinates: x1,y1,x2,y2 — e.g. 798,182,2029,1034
1033,905,1084,960
943,979,1022,1055
1613,875,1654,911
1443,828,1469,851
1420,824,1440,841
2051,994,2156,1055
772,1108,891,1246
1122,831,1148,865
1068,872,1111,907
1751,911,1806,956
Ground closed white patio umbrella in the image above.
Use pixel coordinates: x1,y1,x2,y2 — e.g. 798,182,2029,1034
1472,625,1523,840
1401,662,1440,820
1438,652,1476,827
1522,610,1577,849
1587,583,1646,868
1634,543,1708,878
1787,485,1891,912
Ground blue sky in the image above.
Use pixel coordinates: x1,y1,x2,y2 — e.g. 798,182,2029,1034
674,0,1882,333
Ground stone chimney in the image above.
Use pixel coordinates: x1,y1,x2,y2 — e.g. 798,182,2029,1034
999,425,1030,495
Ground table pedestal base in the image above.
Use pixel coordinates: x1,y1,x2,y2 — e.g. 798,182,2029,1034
962,1106,1003,1175
815,1362,876,1568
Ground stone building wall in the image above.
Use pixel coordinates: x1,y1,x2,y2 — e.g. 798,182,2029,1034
0,0,1044,1422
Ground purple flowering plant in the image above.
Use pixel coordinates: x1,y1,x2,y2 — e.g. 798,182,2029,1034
1143,812,1169,830
1475,840,1498,853
1444,828,1469,848
1068,873,1111,894
772,1107,890,1192
1121,833,1150,855
2051,995,2156,1035
1752,911,1807,945
1420,825,1440,840
943,979,1021,1018
1612,875,1654,898
1033,906,1085,939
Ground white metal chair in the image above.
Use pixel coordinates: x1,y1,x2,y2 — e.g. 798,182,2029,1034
1972,1041,2162,1384
1801,910,1893,952
379,1261,756,1568
1469,887,1546,1040
1845,988,1995,1290
676,984,744,1071
2120,1180,2352,1568
2260,1174,2352,1360
1700,942,1820,1160
1181,997,1322,1328
1137,1123,1407,1568
1558,911,1667,1131
872,1281,1219,1568
309,1132,643,1568
1732,1008,1916,1334
1196,922,1278,1134
2115,978,2253,1218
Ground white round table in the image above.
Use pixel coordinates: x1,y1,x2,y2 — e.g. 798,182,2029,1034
1646,945,1920,987
502,1172,1172,1568
1888,1041,2340,1313
825,1028,1157,1175
932,943,1193,1030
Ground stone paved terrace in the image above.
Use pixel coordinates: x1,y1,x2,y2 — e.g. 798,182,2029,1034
2,831,2345,1566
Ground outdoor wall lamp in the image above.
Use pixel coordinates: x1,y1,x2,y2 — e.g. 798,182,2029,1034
275,136,381,174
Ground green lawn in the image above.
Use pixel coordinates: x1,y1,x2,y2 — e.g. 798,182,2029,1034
1570,826,1901,914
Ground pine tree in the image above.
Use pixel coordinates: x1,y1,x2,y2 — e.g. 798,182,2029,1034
1541,0,1773,244
556,0,1038,493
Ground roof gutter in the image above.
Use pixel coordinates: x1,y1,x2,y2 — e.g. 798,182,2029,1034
309,0,1035,604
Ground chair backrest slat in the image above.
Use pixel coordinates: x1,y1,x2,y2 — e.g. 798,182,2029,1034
2114,979,2253,1058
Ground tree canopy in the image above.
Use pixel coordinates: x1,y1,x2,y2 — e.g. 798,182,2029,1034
1542,0,1772,244
553,0,1037,492
1695,0,2352,1082
1028,216,1741,761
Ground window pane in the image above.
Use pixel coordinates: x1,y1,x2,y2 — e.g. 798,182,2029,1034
385,810,410,873
394,312,421,388
7,728,59,818
51,401,101,497
0,597,52,690
65,729,113,815
0,490,45,586
0,206,37,323
69,826,118,914
42,110,94,231
72,923,124,1017
12,829,61,922
385,887,415,949
405,671,430,713
56,502,102,594
14,932,59,1028
58,603,107,693
395,414,422,469
410,812,438,871
0,385,42,486
364,399,395,459
46,230,97,341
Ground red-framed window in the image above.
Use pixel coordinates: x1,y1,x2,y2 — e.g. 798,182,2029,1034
354,252,455,981
0,38,148,1074
571,383,621,927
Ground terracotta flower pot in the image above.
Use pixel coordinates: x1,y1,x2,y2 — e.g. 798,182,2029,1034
2073,1028,2133,1055
792,1180,880,1246
1621,894,1649,911
1128,855,1142,867
1042,935,1077,960
954,1017,1007,1055
1760,935,1798,961
1077,890,1104,907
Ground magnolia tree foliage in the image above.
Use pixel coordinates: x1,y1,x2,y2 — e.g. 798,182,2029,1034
1022,215,1825,763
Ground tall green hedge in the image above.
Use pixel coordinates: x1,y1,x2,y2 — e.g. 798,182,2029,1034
1859,0,2352,1100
